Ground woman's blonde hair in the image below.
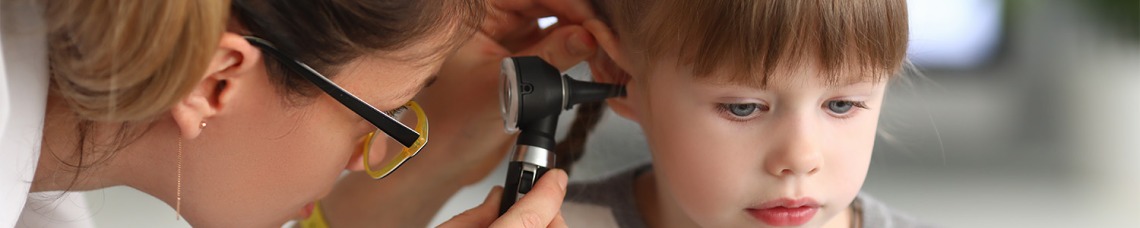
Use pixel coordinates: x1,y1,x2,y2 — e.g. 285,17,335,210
556,0,910,174
46,0,230,122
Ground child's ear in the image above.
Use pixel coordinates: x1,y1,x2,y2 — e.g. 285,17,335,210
584,20,634,72
170,32,262,139
583,20,639,122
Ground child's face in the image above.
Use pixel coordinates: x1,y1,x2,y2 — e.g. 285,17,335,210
625,58,886,227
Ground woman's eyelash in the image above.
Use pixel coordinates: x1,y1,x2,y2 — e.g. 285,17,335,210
384,106,408,117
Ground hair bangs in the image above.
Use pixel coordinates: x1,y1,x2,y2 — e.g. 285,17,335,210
637,0,909,87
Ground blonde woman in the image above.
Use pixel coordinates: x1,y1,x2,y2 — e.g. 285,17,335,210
0,0,598,227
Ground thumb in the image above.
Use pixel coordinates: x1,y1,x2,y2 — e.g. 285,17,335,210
515,25,597,71
490,169,568,228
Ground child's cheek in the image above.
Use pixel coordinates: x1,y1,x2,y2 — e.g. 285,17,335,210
645,106,756,226
822,109,880,210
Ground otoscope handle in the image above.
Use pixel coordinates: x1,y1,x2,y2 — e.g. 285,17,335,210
498,160,550,215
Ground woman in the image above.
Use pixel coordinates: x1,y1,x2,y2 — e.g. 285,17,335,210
0,0,597,227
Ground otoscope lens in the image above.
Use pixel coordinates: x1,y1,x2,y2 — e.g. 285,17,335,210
500,58,521,133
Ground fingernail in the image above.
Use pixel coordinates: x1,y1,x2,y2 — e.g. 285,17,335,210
566,31,595,56
485,186,501,202
555,169,568,189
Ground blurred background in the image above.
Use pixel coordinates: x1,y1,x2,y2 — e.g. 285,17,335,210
79,0,1138,227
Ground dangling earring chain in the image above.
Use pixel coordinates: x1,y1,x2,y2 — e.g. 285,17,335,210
176,121,204,220
176,136,183,220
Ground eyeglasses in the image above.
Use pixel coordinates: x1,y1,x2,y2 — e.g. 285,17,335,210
245,36,428,180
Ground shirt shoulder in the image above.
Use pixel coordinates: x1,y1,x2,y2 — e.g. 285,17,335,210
856,193,939,228
563,164,652,228
563,201,621,228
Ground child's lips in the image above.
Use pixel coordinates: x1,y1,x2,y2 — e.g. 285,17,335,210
747,198,820,226
753,197,820,209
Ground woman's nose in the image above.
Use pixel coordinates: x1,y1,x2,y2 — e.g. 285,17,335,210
764,117,823,177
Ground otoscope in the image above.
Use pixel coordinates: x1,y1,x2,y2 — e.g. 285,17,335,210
497,56,625,215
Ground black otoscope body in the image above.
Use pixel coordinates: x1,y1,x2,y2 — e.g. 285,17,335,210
497,56,625,215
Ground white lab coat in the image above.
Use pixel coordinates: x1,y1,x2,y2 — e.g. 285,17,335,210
1,1,93,227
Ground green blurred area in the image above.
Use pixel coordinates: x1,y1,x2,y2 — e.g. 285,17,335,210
1083,0,1139,39
1009,0,1139,40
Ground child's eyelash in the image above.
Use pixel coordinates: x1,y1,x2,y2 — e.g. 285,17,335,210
715,103,768,122
826,100,870,119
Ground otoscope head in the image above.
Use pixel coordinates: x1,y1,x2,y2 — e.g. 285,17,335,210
499,56,626,133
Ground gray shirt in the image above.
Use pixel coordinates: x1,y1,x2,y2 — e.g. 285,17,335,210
562,164,933,228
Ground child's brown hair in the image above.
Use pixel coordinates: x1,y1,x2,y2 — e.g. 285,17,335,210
556,0,910,174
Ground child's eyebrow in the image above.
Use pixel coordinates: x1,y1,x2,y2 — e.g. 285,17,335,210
697,76,879,92
825,79,878,89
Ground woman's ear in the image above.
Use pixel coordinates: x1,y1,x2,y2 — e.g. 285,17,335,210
170,32,263,139
583,20,639,122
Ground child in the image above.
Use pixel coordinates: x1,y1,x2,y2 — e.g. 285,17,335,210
557,0,929,227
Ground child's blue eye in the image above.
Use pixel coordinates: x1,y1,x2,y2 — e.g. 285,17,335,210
728,104,757,117
718,103,768,120
827,101,854,114
823,100,868,117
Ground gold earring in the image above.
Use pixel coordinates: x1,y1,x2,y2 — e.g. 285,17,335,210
176,136,183,220
177,121,203,220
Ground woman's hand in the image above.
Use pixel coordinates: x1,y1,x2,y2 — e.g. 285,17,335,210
439,170,569,228
415,0,600,185
318,0,597,227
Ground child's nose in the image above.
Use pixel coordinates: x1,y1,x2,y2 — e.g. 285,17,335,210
764,118,823,177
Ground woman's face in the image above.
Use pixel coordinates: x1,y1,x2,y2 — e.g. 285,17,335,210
182,31,454,226
627,57,886,228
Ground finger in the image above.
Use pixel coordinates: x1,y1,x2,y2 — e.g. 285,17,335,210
548,213,568,228
482,8,540,43
439,187,504,228
491,169,568,228
513,25,597,71
492,0,596,23
475,186,506,218
497,23,544,52
484,0,596,41
581,19,630,70
499,21,567,52
444,32,511,72
540,21,570,34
